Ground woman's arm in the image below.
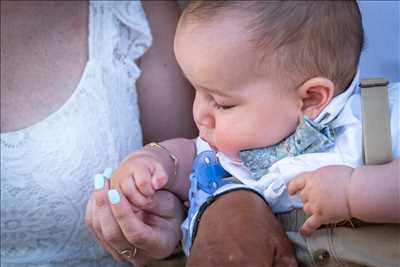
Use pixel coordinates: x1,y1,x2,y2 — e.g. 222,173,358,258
138,1,197,143
143,138,196,201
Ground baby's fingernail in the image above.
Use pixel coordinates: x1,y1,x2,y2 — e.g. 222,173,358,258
108,189,121,205
103,167,113,179
94,174,105,190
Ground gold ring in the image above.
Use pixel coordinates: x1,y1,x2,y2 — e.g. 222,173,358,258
118,247,137,258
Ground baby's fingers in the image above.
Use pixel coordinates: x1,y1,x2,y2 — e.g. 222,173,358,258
120,176,152,207
288,174,307,195
134,165,156,196
299,215,322,236
151,163,169,190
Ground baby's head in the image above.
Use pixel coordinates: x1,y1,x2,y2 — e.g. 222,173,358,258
174,0,363,159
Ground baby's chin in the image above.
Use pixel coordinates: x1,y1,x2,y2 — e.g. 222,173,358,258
217,149,241,161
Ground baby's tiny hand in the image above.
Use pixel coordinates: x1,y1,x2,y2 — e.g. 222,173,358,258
288,165,354,236
110,153,169,208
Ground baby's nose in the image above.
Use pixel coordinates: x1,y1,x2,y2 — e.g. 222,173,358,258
193,101,215,129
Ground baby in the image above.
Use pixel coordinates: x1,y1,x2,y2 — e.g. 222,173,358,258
109,0,399,258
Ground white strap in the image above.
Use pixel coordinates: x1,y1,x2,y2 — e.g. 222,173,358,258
360,78,392,165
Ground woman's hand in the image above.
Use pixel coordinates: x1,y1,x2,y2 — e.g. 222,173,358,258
85,172,185,266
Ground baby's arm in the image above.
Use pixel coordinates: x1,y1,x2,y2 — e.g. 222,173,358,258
288,158,400,235
347,158,399,223
110,138,195,207
142,138,196,201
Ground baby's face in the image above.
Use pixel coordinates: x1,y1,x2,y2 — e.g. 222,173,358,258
174,16,301,159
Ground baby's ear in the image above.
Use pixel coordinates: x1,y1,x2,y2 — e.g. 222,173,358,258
296,77,334,119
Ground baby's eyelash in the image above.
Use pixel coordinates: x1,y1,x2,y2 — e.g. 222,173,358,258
205,93,234,110
214,101,234,110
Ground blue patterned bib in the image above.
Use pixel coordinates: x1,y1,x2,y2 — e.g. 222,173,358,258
239,117,335,180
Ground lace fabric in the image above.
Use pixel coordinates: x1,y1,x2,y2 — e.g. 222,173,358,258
0,1,151,266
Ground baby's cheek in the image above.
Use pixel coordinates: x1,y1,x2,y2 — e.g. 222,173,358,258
215,132,241,159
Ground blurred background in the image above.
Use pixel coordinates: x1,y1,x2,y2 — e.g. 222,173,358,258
358,0,399,82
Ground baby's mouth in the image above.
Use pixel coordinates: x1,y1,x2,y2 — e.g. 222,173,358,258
209,144,218,151
199,137,218,151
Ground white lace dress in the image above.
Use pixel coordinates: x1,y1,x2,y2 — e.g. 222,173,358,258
0,2,152,266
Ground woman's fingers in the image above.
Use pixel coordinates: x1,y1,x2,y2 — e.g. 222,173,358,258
90,175,109,237
142,191,185,252
91,175,138,262
93,228,124,262
108,189,160,250
87,171,166,266
87,169,184,265
93,178,132,252
86,192,123,262
144,190,185,219
107,189,182,260
84,193,94,231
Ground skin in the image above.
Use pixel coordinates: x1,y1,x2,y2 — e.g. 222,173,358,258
1,1,88,132
175,15,301,160
86,178,186,266
137,1,197,143
288,159,400,235
111,10,335,205
0,0,196,139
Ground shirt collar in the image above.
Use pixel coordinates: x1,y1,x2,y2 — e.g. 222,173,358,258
314,69,360,125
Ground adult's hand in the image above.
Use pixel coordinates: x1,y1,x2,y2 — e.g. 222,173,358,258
85,174,185,267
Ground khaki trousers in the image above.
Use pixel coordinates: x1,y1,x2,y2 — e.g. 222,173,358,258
277,209,400,267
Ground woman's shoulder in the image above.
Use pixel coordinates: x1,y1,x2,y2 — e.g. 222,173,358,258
89,1,152,67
